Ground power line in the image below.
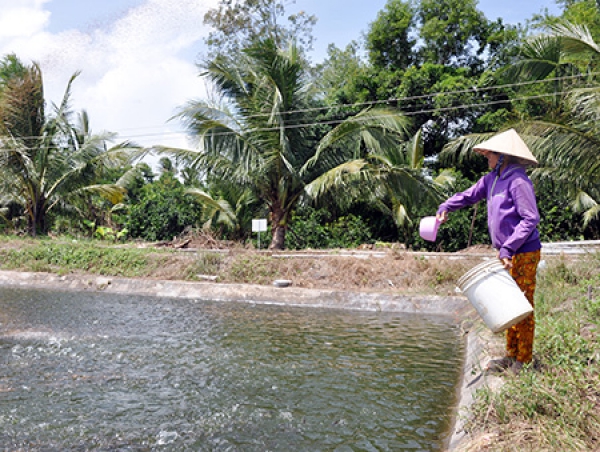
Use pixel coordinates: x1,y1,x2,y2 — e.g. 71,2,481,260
116,75,597,141
0,87,580,146
186,71,600,121
124,89,578,140
58,70,600,137
1,75,596,144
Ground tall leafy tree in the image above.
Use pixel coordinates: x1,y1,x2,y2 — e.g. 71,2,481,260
314,42,367,106
124,173,204,242
325,0,521,156
366,0,417,70
162,39,412,249
417,0,502,69
540,1,600,41
0,55,139,236
203,0,317,58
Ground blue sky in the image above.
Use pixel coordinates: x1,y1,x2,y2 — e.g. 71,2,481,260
0,0,561,154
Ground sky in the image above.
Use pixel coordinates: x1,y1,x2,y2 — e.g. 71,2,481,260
0,0,562,164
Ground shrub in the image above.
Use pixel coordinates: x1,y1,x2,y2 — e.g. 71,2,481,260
124,176,203,241
286,207,374,249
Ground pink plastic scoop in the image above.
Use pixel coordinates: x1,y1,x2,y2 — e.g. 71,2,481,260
419,216,440,242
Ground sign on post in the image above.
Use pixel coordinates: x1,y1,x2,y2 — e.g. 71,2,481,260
252,219,268,249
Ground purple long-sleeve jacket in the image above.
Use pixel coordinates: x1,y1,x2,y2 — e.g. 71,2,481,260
437,164,541,259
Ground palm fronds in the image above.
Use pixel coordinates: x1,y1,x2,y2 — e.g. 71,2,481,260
0,56,142,235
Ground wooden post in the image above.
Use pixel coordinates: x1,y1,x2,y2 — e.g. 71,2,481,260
468,203,478,248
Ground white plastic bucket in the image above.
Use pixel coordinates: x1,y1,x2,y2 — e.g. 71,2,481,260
457,260,533,333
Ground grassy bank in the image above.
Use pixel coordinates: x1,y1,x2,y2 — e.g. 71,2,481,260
0,236,158,277
461,252,600,451
0,235,477,294
0,235,598,450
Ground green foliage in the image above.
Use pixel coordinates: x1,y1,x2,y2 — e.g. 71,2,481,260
0,53,28,89
407,171,490,251
93,226,128,242
535,257,597,368
169,39,410,250
549,1,600,42
326,0,521,156
364,63,491,155
366,0,417,70
533,179,590,241
124,175,203,241
94,226,115,241
473,108,512,133
306,124,448,246
203,0,317,59
419,0,511,68
496,18,600,232
186,178,264,241
286,207,374,250
3,2,599,245
0,55,139,237
315,42,368,105
122,163,156,204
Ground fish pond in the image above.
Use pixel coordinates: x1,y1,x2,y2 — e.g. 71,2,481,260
0,287,464,451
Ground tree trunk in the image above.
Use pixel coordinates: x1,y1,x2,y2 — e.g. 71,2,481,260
26,203,37,237
270,224,286,250
269,201,287,250
28,197,46,237
27,216,36,237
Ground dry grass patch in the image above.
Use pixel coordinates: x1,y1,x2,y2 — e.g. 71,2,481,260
203,250,483,295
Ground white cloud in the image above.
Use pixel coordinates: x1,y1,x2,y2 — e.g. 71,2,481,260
0,0,219,153
0,0,51,40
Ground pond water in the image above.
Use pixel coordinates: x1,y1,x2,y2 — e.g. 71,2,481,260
0,287,464,451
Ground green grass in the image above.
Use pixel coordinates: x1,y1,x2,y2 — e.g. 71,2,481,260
463,252,600,451
0,240,153,278
226,253,280,284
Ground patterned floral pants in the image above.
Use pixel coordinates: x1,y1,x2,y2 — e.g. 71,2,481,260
506,249,541,363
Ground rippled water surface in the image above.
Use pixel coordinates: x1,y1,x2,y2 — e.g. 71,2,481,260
0,287,464,451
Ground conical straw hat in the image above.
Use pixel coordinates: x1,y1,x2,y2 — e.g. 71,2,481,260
473,129,538,164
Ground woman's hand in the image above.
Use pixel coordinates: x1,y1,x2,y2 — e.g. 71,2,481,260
436,211,448,224
500,257,513,270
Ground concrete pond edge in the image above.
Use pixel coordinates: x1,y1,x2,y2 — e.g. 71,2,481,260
0,270,502,450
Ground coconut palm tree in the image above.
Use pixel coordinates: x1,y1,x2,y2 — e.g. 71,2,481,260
506,22,600,226
0,55,140,236
443,21,600,228
162,39,420,249
305,127,453,231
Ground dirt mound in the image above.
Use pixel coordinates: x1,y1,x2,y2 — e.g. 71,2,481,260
154,230,244,250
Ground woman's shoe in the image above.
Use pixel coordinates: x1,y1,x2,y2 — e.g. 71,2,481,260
485,356,515,373
509,360,524,375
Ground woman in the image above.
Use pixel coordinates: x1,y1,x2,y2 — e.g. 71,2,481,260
437,129,541,375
